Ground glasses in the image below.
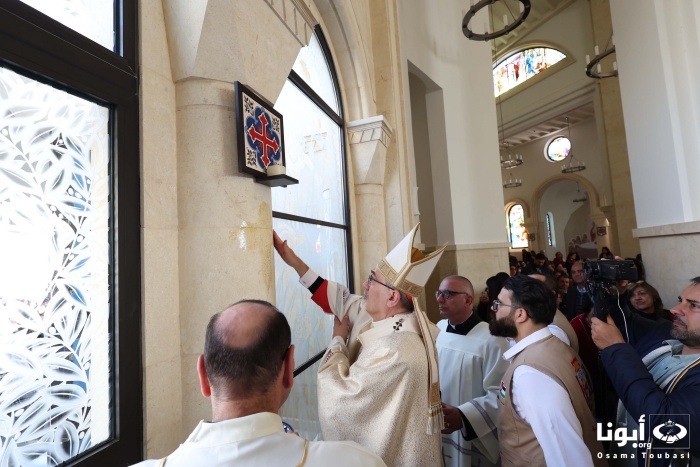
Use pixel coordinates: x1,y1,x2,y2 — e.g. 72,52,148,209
367,272,396,291
435,290,468,300
491,299,520,312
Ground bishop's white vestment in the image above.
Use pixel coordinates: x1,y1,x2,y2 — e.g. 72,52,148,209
436,319,510,467
304,271,442,466
318,312,442,467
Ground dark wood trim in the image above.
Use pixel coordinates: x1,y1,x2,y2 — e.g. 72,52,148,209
0,0,136,103
293,350,325,377
313,26,354,291
272,211,348,231
288,70,343,127
0,0,142,465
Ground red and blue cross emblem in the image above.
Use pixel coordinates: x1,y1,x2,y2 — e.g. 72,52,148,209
245,107,281,169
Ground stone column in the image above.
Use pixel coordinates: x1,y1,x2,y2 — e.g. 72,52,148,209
159,0,317,438
347,116,393,280
591,212,613,254
610,0,700,304
589,0,639,258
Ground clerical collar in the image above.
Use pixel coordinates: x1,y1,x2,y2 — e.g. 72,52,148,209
446,311,481,336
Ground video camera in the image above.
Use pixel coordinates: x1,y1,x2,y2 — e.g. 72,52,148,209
584,260,638,283
584,259,638,319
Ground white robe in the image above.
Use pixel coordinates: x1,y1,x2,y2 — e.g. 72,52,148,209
437,320,510,467
318,313,442,467
130,412,386,467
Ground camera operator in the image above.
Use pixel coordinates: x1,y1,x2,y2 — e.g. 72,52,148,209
591,278,700,466
584,260,671,358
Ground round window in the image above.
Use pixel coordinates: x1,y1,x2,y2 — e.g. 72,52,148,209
545,136,571,162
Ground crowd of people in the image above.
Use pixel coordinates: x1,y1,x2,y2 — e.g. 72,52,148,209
134,235,699,467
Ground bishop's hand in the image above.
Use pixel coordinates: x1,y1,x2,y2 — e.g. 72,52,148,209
272,230,309,277
333,315,350,344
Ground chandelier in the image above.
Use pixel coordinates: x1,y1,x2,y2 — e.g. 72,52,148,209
463,0,531,41
572,184,588,203
503,172,522,189
586,33,617,79
500,150,523,169
497,92,524,178
561,117,586,174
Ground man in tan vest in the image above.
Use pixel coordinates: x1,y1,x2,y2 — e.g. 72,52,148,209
490,275,607,466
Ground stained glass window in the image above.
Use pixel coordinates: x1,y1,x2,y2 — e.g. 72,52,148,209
546,136,571,162
546,212,555,247
273,28,350,441
493,47,566,97
508,204,528,249
0,65,111,465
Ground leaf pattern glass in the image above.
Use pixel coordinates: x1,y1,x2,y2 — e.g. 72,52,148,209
292,34,340,114
0,66,111,465
273,30,349,441
275,218,348,439
18,0,115,51
272,80,345,225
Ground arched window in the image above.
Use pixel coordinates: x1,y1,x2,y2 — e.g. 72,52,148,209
546,212,556,247
272,27,350,439
493,46,566,97
508,204,528,249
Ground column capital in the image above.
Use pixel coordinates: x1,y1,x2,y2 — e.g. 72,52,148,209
347,115,393,147
163,0,317,101
347,116,393,186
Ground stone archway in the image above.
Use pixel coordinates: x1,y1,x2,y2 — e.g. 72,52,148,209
530,174,612,256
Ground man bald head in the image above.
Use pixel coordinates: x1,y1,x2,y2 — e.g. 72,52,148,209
203,300,292,399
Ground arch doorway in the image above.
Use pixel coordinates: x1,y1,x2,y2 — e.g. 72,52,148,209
531,174,611,260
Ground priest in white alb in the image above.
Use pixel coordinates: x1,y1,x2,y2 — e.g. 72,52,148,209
434,275,510,466
273,224,446,466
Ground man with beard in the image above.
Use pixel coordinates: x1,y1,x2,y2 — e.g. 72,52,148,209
592,277,700,466
490,275,606,467
435,275,509,466
274,225,445,466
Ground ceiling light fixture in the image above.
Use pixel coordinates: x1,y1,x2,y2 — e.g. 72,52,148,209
503,172,522,189
561,117,586,173
463,0,531,41
572,183,588,203
585,33,617,79
500,150,523,169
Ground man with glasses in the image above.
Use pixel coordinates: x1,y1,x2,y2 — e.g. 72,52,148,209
274,225,446,466
490,275,606,467
435,275,509,467
563,260,594,320
132,300,386,466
